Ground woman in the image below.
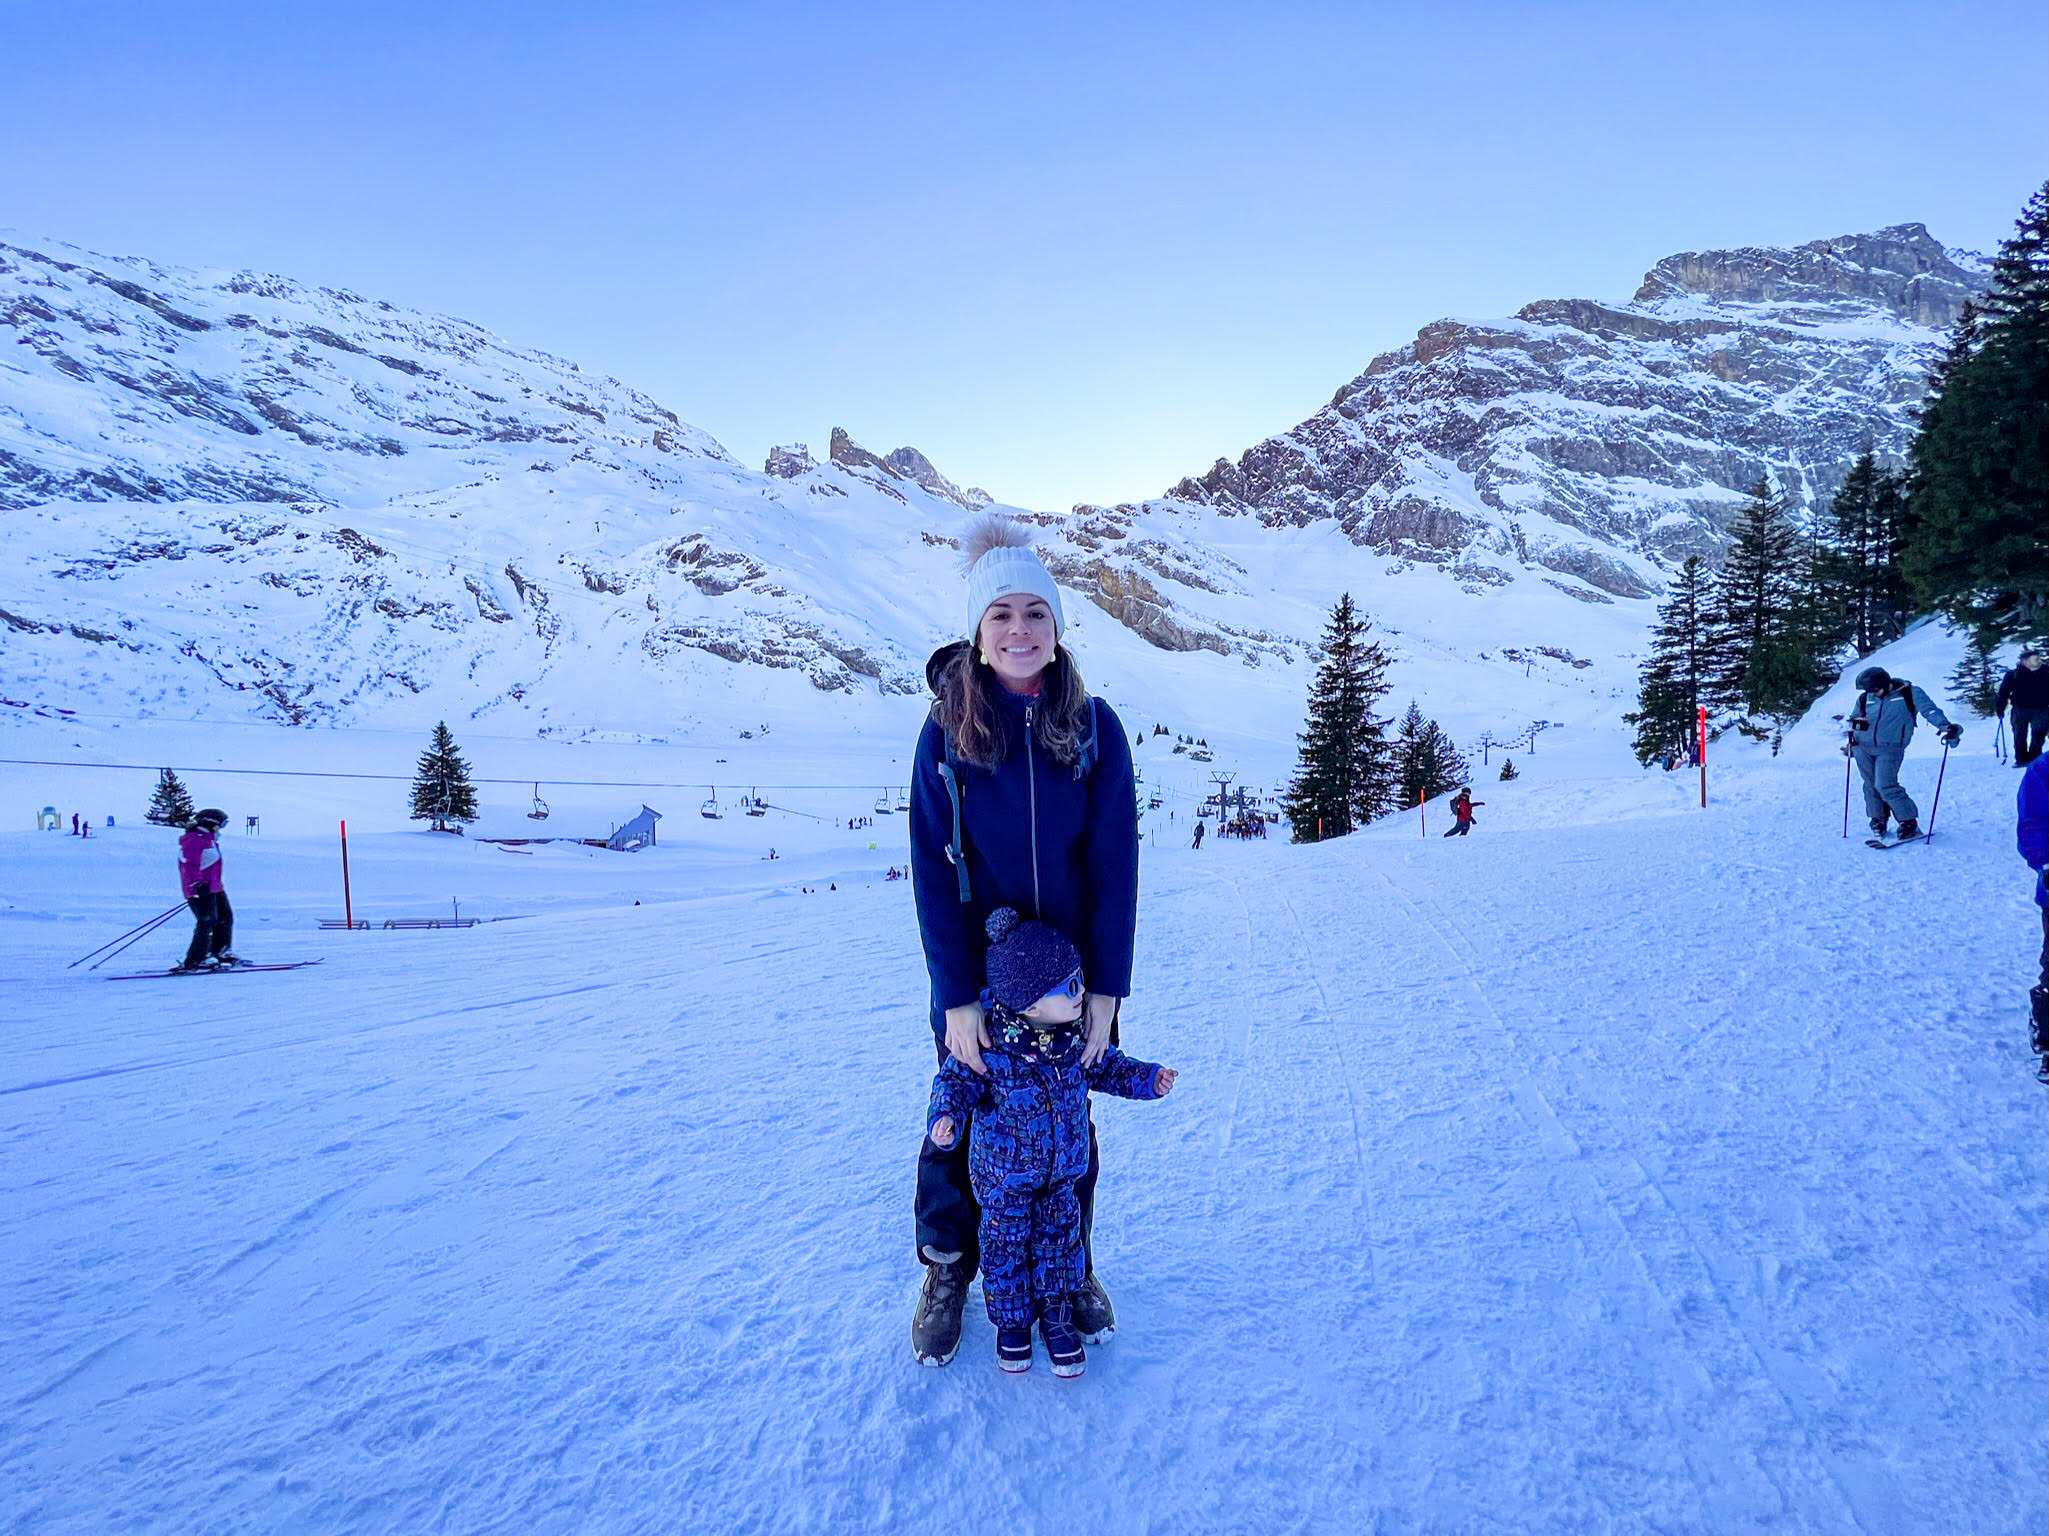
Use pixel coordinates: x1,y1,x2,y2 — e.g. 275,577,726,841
907,516,1140,1367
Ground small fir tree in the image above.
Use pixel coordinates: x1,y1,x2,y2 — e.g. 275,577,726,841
1947,629,2004,718
410,722,479,832
1708,479,1831,724
1498,757,1519,782
1283,593,1395,842
1626,555,1715,765
146,768,196,827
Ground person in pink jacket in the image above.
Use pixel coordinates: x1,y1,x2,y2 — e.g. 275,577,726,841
175,808,243,972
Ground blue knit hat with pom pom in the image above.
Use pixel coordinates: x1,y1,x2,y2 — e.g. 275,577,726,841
983,906,1082,1011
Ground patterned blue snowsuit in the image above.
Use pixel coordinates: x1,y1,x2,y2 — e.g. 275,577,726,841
928,1003,1163,1328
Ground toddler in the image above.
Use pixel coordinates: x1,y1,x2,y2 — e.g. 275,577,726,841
928,907,1177,1378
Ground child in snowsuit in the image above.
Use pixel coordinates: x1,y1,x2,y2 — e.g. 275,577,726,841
1443,789,1483,836
928,908,1175,1378
175,808,243,972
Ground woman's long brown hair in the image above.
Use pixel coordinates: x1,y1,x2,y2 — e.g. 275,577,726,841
933,641,1093,771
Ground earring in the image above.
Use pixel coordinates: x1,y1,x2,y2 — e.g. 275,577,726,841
978,647,991,666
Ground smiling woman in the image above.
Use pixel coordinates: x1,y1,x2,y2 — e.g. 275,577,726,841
905,514,1140,1368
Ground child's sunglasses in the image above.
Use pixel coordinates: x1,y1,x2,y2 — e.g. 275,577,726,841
1043,970,1085,1002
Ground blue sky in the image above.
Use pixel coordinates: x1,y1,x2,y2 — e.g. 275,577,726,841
4,0,2042,509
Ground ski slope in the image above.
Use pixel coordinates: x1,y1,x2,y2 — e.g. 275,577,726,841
3,654,2044,1534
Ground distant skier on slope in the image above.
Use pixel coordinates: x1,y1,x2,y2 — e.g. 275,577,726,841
2017,755,2049,1084
1844,667,1961,843
1442,788,1483,837
1995,646,2049,767
1191,819,1204,849
174,808,244,973
927,909,1175,1377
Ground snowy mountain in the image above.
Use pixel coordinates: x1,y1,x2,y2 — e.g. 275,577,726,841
0,224,1983,749
1157,223,1988,599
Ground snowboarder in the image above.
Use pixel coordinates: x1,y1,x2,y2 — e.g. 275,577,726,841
928,909,1174,1376
907,515,1140,1368
1443,788,1483,837
174,808,243,972
1995,646,2049,768
2019,755,2049,1083
1844,667,1961,842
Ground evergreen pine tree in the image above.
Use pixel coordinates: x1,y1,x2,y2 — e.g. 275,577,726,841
146,768,196,827
410,722,479,832
1415,721,1470,800
1625,555,1713,765
1498,757,1519,782
1282,593,1394,842
1708,480,1828,723
1815,450,1884,655
1393,701,1428,809
1902,184,2049,640
1947,629,2004,718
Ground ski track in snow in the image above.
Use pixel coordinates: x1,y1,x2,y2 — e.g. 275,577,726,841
2,748,2045,1533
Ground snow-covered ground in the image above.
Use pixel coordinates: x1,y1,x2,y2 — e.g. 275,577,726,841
3,627,2044,1534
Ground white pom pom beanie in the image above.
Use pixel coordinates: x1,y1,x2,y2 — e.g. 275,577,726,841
965,544,1065,642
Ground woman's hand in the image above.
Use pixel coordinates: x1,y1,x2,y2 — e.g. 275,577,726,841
1153,1068,1177,1097
944,1001,991,1076
930,1115,957,1148
1081,992,1120,1068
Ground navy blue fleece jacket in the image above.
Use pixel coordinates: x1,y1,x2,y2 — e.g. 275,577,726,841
909,661,1139,1028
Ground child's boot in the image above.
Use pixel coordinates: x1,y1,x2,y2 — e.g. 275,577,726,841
995,1325,1034,1373
1039,1299,1086,1379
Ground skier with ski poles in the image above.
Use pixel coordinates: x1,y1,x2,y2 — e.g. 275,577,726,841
174,808,245,973
1843,667,1961,845
2018,754,2049,1084
1442,788,1483,837
1994,646,2049,768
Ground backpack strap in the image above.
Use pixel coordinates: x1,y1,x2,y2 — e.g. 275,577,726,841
931,705,972,904
1073,696,1100,780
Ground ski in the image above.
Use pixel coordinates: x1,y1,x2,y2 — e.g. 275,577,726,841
106,959,325,981
1864,835,1928,851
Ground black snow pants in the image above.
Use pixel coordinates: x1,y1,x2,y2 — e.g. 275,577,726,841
916,1027,1107,1280
2012,708,2048,767
182,889,233,968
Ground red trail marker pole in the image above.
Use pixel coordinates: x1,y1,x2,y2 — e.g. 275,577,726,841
1697,706,1708,808
340,819,354,930
1418,784,1426,837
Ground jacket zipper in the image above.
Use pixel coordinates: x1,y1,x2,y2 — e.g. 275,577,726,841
1025,702,1042,915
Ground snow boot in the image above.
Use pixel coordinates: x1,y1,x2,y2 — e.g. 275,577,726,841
995,1325,1034,1373
213,952,248,967
1039,1299,1086,1379
911,1249,970,1367
1892,818,1919,841
2031,986,2049,1086
168,961,211,976
1071,1270,1116,1344
1868,815,1889,837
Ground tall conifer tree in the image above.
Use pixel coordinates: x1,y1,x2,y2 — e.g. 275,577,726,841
1283,593,1394,842
1626,555,1713,765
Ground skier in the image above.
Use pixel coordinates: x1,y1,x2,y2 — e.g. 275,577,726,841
928,909,1174,1376
1191,819,1204,850
2020,755,2049,1083
1442,788,1483,837
1995,646,2049,767
1844,666,1961,843
174,808,243,972
70,812,79,836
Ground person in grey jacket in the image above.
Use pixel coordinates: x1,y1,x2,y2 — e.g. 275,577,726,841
1844,666,1962,840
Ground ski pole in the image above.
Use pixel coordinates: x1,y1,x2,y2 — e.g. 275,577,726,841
1840,734,1853,838
67,903,183,969
86,908,185,972
1995,717,2008,765
1924,740,1951,846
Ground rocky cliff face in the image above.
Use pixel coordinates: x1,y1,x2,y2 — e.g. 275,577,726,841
1161,223,1988,597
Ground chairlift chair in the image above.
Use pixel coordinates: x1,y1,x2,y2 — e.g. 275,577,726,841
527,782,550,821
895,787,909,813
873,790,892,815
1149,793,1163,810
745,788,767,818
701,787,723,820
